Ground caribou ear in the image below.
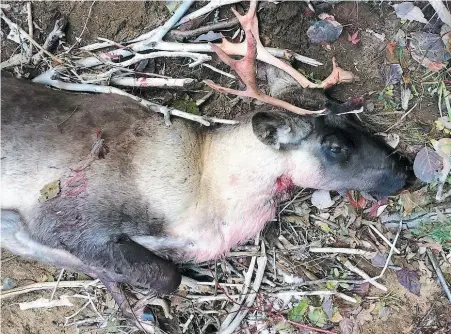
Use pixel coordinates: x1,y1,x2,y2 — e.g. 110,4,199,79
251,112,312,149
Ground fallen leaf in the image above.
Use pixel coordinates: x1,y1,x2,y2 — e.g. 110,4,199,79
380,63,403,85
164,0,182,13
396,268,421,295
398,187,430,215
375,133,400,149
401,85,411,111
38,180,61,202
348,31,360,45
322,295,333,318
386,41,398,63
378,306,391,321
340,317,359,334
369,199,388,217
410,32,450,71
330,310,343,323
347,191,367,210
351,282,370,297
308,307,328,327
311,190,335,209
435,116,451,131
371,253,394,268
394,29,407,47
288,298,309,322
356,308,373,326
432,138,451,157
413,147,443,183
394,2,428,24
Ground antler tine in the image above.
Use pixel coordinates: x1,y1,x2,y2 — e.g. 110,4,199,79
214,0,358,90
205,30,325,116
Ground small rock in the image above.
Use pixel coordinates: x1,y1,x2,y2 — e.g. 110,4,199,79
366,102,375,112
307,14,342,44
2,278,16,290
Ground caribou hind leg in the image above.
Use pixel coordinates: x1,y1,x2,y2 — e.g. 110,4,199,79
1,208,181,325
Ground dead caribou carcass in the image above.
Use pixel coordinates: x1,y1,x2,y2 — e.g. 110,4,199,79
1,0,413,326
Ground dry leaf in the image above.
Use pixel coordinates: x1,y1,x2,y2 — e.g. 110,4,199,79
348,31,360,45
396,268,421,295
398,187,430,215
394,2,428,24
413,147,443,183
340,317,359,334
311,190,335,209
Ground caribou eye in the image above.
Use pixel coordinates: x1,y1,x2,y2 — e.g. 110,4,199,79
330,146,342,154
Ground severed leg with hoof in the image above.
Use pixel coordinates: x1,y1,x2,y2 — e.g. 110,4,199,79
207,0,359,114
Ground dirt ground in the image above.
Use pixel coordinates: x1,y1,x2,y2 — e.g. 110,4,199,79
1,1,450,334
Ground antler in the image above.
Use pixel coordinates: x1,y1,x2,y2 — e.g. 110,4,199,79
205,0,359,115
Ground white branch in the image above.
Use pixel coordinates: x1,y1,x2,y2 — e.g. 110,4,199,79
309,247,375,258
115,51,211,68
32,70,237,127
273,290,357,304
175,0,242,27
340,258,387,292
110,77,196,88
367,225,401,254
219,254,268,334
428,0,451,27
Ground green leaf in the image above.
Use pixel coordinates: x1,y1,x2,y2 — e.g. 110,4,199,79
326,281,337,290
171,95,200,115
308,307,327,327
333,268,339,278
76,273,91,280
288,298,309,322
39,180,61,202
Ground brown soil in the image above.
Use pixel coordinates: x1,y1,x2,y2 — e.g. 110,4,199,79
1,1,449,334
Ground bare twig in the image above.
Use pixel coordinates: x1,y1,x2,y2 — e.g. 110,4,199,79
0,10,65,65
49,268,65,301
65,1,95,53
220,243,268,334
273,290,357,303
32,70,237,127
309,247,375,258
202,63,236,79
108,51,211,68
428,0,451,27
110,77,197,88
0,280,102,300
175,0,242,27
339,258,387,292
367,225,401,254
169,17,240,41
220,236,259,330
426,248,451,303
26,2,33,58
182,314,195,333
